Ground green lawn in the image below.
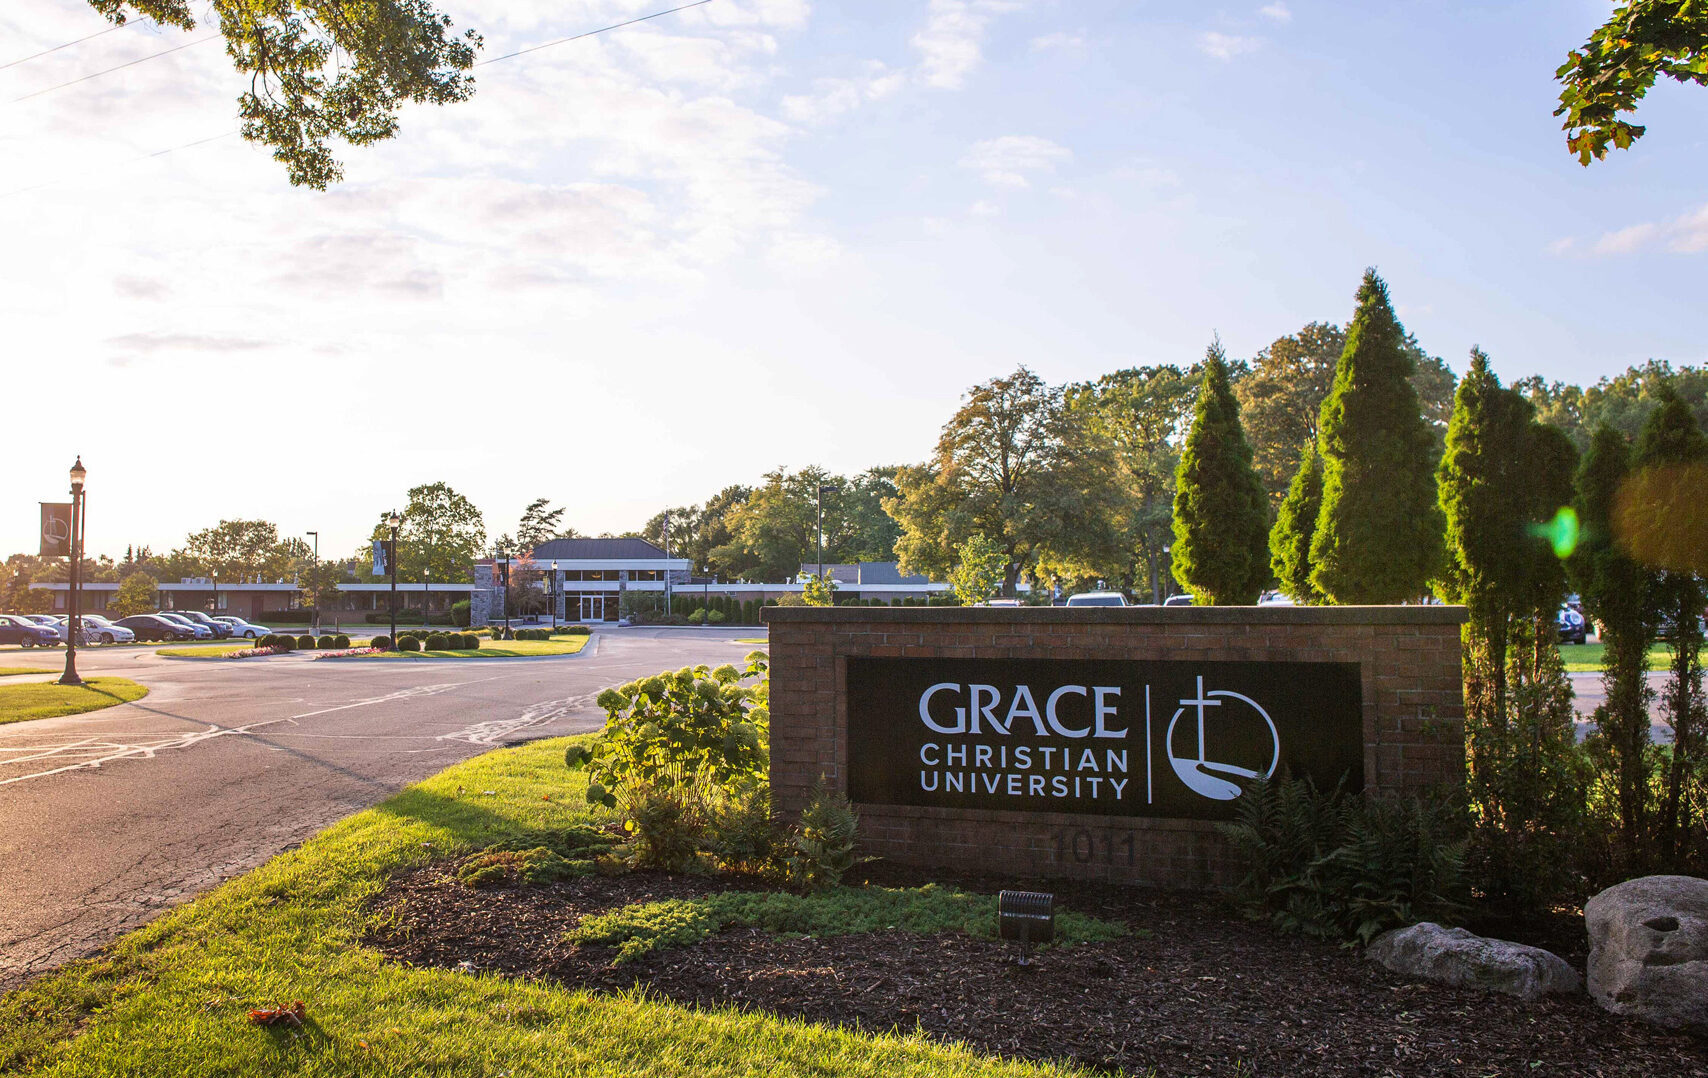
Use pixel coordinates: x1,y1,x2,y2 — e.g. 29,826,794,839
735,637,769,644
372,635,592,659
0,738,1077,1078
157,645,266,660
0,677,149,726
0,667,53,678
1559,641,1679,673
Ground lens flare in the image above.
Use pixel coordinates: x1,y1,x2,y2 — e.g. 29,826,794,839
1531,506,1579,559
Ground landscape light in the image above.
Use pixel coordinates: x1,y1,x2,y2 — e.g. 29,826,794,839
997,889,1054,965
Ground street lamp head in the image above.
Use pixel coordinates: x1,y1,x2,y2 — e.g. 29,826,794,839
819,483,840,495
69,457,86,490
387,511,401,530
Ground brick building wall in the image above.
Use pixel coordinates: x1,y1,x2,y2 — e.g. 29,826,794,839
764,605,1466,889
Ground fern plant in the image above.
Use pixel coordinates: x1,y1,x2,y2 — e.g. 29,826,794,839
786,782,860,893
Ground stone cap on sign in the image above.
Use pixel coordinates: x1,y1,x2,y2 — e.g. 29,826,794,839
762,604,1468,626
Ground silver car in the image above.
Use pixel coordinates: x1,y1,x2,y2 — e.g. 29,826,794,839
212,616,271,639
21,614,73,642
73,614,137,644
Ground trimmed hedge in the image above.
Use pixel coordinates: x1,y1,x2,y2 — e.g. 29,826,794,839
425,633,450,651
296,635,316,650
334,634,351,648
370,635,392,650
273,635,295,653
397,636,422,652
316,635,337,649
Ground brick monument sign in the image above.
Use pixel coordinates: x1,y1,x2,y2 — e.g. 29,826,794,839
764,605,1466,888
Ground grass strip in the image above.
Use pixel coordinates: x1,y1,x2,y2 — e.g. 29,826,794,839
0,677,148,726
1560,642,1680,673
570,885,1129,964
0,738,1077,1078
374,636,592,659
0,667,53,678
156,645,264,659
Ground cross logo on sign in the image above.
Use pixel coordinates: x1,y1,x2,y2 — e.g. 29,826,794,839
1165,675,1281,801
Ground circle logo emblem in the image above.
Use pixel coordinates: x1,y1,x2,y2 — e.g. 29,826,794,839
1165,675,1280,800
42,517,69,544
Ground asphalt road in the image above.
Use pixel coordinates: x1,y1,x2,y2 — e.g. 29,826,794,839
0,628,765,992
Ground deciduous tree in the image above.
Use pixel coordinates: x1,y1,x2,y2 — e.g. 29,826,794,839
377,482,486,584
948,534,1007,606
112,572,158,617
89,1,481,188
1310,270,1445,604
1556,1,1708,164
1170,341,1272,605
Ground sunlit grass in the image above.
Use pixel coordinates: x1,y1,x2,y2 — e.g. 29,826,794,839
0,677,148,726
0,738,1085,1078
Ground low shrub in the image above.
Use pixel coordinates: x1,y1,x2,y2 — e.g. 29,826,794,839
707,781,776,874
461,634,479,650
397,636,422,652
687,609,706,625
451,599,471,628
333,634,351,648
562,625,592,636
295,634,315,650
1218,774,1468,945
786,782,861,893
316,635,337,649
425,633,450,651
272,635,295,653
707,609,726,624
620,781,703,873
370,635,392,650
258,634,277,648
458,848,597,889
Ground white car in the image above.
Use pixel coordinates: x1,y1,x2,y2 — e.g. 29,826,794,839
983,598,1022,608
1258,591,1296,606
213,616,271,639
1065,591,1129,607
75,614,136,644
21,614,72,642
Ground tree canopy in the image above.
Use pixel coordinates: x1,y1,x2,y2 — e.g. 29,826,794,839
88,0,481,188
1556,1,1708,164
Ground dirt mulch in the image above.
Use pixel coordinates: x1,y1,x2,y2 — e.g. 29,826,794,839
366,861,1707,1078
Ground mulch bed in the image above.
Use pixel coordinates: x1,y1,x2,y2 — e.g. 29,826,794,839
366,860,1708,1078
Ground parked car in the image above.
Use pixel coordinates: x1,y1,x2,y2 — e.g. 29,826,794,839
0,614,59,648
166,610,233,638
1258,591,1296,606
19,613,73,643
1065,591,1129,607
983,598,1022,608
1557,604,1588,646
75,614,136,644
1162,594,1195,606
112,614,196,642
153,612,213,639
212,616,270,638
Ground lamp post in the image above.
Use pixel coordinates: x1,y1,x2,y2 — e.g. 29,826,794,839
306,530,319,635
661,511,672,616
59,458,87,686
550,559,559,631
816,483,841,587
497,549,512,635
386,511,401,650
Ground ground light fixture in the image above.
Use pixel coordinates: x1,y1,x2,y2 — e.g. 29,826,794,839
59,458,87,686
997,889,1054,965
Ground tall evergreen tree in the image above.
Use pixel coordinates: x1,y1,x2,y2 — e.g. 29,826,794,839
1311,270,1445,603
1626,385,1707,861
1269,442,1325,603
1436,350,1583,911
1569,424,1656,868
1171,340,1272,605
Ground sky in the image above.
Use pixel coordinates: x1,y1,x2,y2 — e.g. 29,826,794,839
1,1,1704,562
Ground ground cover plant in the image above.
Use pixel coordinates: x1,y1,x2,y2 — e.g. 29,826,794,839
0,738,1082,1078
0,677,148,726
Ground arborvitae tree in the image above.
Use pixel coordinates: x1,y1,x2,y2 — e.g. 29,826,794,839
1171,340,1272,604
1436,350,1584,911
1269,442,1324,603
1626,385,1708,862
1570,425,1656,870
1310,270,1445,603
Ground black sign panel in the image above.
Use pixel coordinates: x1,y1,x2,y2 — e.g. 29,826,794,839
39,503,72,557
846,656,1363,820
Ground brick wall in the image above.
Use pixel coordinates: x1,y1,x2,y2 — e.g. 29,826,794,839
764,605,1466,889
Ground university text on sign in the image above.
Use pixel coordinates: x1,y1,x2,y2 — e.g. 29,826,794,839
845,656,1363,820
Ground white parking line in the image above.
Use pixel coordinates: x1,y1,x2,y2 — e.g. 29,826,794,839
0,717,294,787
290,677,504,719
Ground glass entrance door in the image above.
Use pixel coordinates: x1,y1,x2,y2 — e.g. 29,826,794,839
578,595,603,622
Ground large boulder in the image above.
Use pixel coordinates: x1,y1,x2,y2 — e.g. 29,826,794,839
1368,922,1580,1001
1585,874,1708,1034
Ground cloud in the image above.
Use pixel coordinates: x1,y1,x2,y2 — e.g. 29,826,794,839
106,332,273,354
959,134,1071,188
112,275,171,300
1259,3,1292,23
1031,31,1087,50
781,64,905,124
968,200,1000,216
1560,203,1708,256
1198,31,1261,61
913,0,1024,90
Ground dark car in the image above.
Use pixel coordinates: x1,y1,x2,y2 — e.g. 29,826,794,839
0,614,59,648
113,614,196,642
167,610,233,638
1557,604,1588,646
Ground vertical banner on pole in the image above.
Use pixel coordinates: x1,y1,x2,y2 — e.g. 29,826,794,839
40,503,72,557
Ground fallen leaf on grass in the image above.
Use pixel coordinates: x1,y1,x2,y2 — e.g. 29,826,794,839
247,1001,306,1027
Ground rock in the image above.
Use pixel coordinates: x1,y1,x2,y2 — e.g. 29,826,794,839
1367,922,1580,1001
1585,874,1708,1034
